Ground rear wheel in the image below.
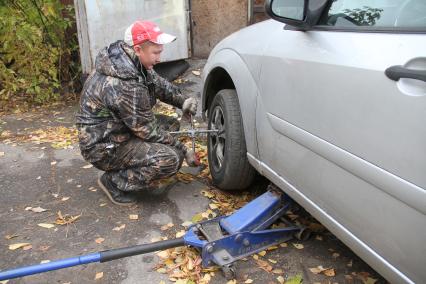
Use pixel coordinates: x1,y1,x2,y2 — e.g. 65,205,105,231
207,89,255,190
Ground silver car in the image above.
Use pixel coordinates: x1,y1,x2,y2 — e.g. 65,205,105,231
201,0,426,283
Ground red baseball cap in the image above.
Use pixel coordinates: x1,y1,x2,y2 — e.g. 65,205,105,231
124,20,176,46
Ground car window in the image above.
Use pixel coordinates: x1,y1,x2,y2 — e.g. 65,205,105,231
318,0,426,29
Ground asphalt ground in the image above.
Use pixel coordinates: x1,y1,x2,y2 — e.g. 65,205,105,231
0,59,386,284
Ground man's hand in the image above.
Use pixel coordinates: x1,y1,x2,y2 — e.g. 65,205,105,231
185,149,200,167
182,97,198,116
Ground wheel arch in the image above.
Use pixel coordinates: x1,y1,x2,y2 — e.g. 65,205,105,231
202,49,260,159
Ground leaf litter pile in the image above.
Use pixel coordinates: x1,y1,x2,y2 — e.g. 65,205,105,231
0,126,78,149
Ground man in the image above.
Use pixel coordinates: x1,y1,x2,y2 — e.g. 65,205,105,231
76,20,199,206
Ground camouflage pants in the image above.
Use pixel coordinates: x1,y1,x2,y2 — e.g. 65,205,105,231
93,114,184,192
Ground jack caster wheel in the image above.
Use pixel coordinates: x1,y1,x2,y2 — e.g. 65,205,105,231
294,227,312,241
222,264,236,280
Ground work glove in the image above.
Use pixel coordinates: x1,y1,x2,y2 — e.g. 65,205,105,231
185,149,200,167
182,97,198,116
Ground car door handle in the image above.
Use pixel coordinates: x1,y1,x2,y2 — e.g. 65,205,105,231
385,65,426,82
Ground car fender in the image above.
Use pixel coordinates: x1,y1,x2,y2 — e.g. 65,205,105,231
202,48,260,159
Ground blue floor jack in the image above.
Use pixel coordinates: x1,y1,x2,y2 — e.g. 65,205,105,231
0,187,310,281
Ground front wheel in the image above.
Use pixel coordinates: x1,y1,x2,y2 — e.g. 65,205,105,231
207,89,255,190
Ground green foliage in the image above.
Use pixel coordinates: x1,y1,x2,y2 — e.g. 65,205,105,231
0,0,80,109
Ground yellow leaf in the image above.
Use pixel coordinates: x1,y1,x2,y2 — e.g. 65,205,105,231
209,203,218,210
252,255,259,260
277,276,285,284
267,245,279,251
268,259,277,264
82,164,93,169
4,234,18,240
112,224,126,231
272,269,284,274
9,243,30,250
192,70,201,76
245,279,254,283
50,161,57,165
95,238,105,244
156,268,167,274
226,280,237,284
156,250,169,259
129,214,139,220
94,272,103,280
176,230,185,238
292,243,304,249
258,250,266,256
38,223,55,229
309,266,327,274
61,197,70,201
324,268,335,277
280,242,288,248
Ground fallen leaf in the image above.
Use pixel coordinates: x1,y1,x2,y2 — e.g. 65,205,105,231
315,235,323,241
332,252,340,259
0,152,4,157
38,223,55,229
309,266,327,274
181,221,192,228
129,214,138,220
23,245,32,251
192,70,201,76
160,222,174,230
226,280,236,284
50,161,57,165
292,243,304,249
9,243,30,250
252,254,259,260
280,242,288,248
82,164,93,169
36,176,41,180
272,269,284,274
277,276,285,284
39,245,50,251
324,268,336,277
258,250,266,256
156,268,167,274
61,197,70,201
244,279,253,283
347,259,353,267
268,258,277,264
94,272,103,280
256,259,273,272
176,230,185,238
209,203,218,210
95,238,105,244
267,245,279,251
52,193,59,198
285,274,303,284
55,211,81,225
5,234,19,240
25,206,48,213
112,224,126,231
157,250,169,259
363,277,378,284
40,260,50,264
99,203,107,207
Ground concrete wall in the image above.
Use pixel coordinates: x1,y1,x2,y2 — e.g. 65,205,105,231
191,0,248,58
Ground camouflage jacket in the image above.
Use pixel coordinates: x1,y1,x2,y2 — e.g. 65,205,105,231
76,40,187,162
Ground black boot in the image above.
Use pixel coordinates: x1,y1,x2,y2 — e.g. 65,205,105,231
98,173,137,206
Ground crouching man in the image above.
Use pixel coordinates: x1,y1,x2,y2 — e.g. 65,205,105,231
76,20,199,206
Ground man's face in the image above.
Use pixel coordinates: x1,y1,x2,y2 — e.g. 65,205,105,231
134,42,163,70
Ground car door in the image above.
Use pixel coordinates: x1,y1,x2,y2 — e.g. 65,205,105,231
256,0,426,282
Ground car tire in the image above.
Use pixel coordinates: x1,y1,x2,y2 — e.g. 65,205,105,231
207,89,255,190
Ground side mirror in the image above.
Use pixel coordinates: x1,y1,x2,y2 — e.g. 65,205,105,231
265,0,328,30
265,0,309,28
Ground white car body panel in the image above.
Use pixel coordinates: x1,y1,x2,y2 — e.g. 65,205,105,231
202,17,426,284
